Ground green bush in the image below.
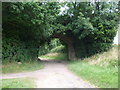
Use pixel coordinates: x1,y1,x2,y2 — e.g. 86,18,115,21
2,37,39,63
73,39,112,58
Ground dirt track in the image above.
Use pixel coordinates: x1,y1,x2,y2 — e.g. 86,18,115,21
1,60,96,88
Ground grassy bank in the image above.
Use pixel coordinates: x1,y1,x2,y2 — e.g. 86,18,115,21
68,61,118,88
1,78,35,88
39,53,68,61
2,61,44,74
68,46,118,88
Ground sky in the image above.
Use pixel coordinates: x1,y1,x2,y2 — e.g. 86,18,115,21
113,24,119,44
113,31,118,44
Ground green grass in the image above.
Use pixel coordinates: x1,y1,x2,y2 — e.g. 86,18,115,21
40,53,68,61
1,78,35,88
2,61,44,74
50,45,65,53
68,46,118,88
68,61,118,88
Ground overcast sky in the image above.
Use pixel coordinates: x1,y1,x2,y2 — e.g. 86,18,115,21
113,24,119,44
113,31,118,44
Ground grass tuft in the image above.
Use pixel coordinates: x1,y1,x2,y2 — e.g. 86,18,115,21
1,78,35,88
2,61,44,74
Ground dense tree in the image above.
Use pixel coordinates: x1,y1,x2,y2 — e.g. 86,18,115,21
2,2,60,63
2,2,119,62
53,2,119,59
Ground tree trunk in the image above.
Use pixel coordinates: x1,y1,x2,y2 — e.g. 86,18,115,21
53,33,76,60
68,44,76,60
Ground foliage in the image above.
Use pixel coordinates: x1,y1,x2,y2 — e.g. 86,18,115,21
2,37,32,63
2,2,119,62
2,78,35,88
2,2,60,62
50,45,65,53
54,2,119,58
39,38,66,55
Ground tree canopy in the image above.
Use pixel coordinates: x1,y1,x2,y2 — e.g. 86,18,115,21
2,2,119,62
53,2,119,58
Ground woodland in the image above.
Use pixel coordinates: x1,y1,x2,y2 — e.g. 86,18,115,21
2,2,119,63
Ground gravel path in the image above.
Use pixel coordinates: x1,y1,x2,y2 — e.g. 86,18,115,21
1,60,96,88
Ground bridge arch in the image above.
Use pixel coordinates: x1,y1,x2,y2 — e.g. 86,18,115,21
52,33,76,60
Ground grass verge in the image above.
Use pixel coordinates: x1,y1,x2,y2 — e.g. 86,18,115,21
39,53,68,61
2,61,44,74
68,61,118,88
1,78,35,88
68,46,118,88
